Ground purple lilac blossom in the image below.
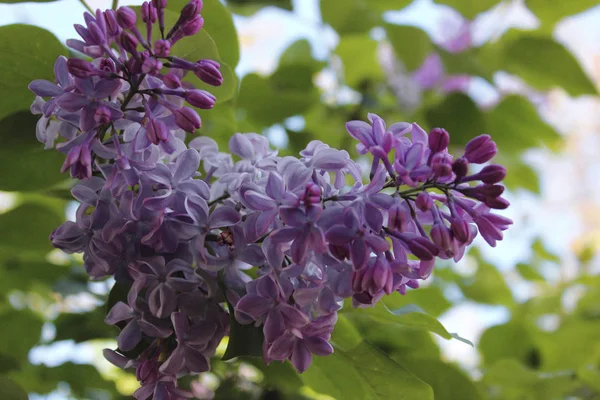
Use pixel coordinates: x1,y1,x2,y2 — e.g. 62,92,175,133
29,0,512,390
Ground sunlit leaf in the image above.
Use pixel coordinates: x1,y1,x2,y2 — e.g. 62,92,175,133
435,0,500,19
0,25,64,121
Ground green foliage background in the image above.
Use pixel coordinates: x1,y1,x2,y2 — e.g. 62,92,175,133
0,0,598,399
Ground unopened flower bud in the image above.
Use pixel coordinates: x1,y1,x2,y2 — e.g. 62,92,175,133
116,6,137,29
119,31,138,54
146,118,168,144
428,128,449,154
173,107,201,132
450,217,470,243
465,134,497,164
141,1,157,23
181,15,204,37
452,157,468,181
163,72,182,88
104,10,122,37
67,58,96,78
477,164,506,184
194,59,222,86
181,0,203,21
184,89,215,109
485,196,510,210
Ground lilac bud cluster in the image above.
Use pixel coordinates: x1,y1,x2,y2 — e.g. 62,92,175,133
29,0,221,181
29,2,512,395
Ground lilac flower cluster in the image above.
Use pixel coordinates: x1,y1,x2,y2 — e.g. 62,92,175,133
29,1,512,396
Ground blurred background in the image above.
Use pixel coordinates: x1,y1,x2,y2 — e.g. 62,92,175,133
0,0,600,398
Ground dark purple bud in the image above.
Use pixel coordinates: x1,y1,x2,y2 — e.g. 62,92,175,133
116,6,137,29
462,184,504,198
431,152,453,178
181,0,203,20
146,118,169,144
452,157,468,181
408,237,438,261
477,164,506,184
173,107,201,132
67,58,96,78
142,2,158,23
142,57,163,75
181,15,204,37
163,72,182,88
119,31,138,54
465,134,497,164
416,192,432,212
428,128,449,153
485,196,510,210
154,39,171,57
184,89,215,109
450,217,470,243
430,224,452,254
104,10,122,37
94,105,112,125
194,59,222,86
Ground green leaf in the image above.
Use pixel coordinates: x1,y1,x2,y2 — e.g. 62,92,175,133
342,300,453,340
0,25,64,121
245,357,304,394
0,112,68,192
222,310,265,360
0,377,27,400
531,237,560,262
479,322,538,367
438,48,494,81
238,73,318,127
482,359,579,400
385,24,433,71
536,320,600,370
54,308,117,343
458,250,514,306
435,0,501,19
382,287,452,317
0,202,62,258
486,95,561,155
301,340,434,400
425,93,486,147
525,0,599,33
516,263,545,282
11,362,117,397
500,157,540,193
278,39,327,74
0,310,43,362
503,36,597,96
354,322,441,359
396,358,482,400
336,35,383,89
0,259,67,295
